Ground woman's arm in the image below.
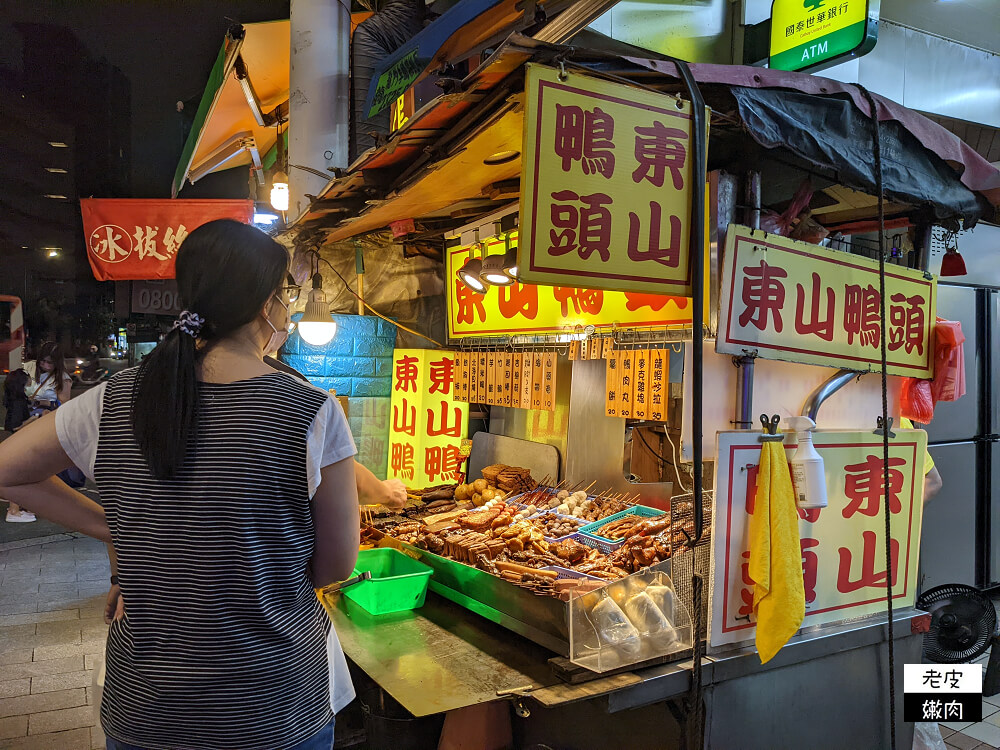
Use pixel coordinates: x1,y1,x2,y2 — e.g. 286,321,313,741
58,378,72,403
309,456,360,588
354,460,407,510
0,412,110,542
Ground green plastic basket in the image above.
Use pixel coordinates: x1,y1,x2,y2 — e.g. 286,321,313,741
343,548,433,615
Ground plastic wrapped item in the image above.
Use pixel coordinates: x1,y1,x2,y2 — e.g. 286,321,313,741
758,179,825,241
569,562,692,673
900,377,935,423
931,318,966,403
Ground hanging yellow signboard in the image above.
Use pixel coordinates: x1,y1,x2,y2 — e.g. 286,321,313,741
446,233,694,339
387,349,469,489
518,64,707,296
717,225,936,378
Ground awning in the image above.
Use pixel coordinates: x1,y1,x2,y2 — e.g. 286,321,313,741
171,20,290,198
300,34,999,241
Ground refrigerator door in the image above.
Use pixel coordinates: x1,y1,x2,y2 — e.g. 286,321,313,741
919,442,978,590
923,285,980,443
991,291,999,435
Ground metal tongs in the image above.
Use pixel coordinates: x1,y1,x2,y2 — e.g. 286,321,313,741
322,570,372,595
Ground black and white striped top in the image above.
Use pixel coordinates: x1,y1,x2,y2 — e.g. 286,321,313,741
56,368,357,750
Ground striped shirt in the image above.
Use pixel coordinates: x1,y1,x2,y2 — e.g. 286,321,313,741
56,368,357,750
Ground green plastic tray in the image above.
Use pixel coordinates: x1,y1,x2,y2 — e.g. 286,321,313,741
343,548,433,615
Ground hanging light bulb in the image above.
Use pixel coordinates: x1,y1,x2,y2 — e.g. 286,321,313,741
502,232,519,280
270,169,289,212
297,272,337,346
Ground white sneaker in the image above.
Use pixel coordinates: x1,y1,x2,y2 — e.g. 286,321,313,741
5,510,36,523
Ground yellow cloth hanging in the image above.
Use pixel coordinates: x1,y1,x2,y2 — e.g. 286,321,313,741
749,438,806,664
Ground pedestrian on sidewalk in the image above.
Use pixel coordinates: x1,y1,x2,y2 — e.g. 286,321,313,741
4,367,37,522
0,219,359,750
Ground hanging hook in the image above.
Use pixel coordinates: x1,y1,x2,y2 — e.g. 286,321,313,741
558,59,568,82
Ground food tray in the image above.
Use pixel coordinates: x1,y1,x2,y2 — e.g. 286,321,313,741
531,510,588,543
344,548,433,615
542,565,605,582
579,505,666,553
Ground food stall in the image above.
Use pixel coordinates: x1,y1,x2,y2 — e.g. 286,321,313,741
279,32,1000,750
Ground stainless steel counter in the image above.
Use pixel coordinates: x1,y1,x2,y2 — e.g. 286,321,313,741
323,592,559,717
327,590,924,749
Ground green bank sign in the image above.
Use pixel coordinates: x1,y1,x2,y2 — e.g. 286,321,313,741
769,0,879,72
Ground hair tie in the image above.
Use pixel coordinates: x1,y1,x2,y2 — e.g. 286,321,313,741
172,310,205,337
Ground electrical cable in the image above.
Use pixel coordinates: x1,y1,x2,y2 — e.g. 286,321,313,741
310,252,446,348
634,429,678,469
857,83,897,750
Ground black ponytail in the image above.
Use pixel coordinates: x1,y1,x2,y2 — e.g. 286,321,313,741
132,220,288,479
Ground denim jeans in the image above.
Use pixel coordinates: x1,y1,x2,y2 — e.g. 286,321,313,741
105,716,335,750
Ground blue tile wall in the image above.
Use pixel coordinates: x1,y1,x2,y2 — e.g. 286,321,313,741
280,313,395,399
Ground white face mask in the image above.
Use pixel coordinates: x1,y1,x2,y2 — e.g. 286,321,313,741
262,296,291,355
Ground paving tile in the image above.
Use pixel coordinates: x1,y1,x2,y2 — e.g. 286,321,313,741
0,678,31,698
0,534,74,552
964,722,1000,747
0,623,38,638
948,732,985,750
0,600,38,616
944,722,977,732
31,670,92,694
35,571,77,585
0,688,86,718
985,693,1000,708
4,726,91,749
37,597,84,613
0,715,28,740
3,656,85,680
83,653,103,671
28,705,95,735
972,744,1000,750
32,640,107,662
942,726,958,739
4,630,82,654
80,622,108,642
0,609,79,627
0,649,34,665
0,580,41,594
90,723,105,749
34,620,84,639
37,582,81,596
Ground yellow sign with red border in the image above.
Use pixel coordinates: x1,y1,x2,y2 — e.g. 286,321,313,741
518,64,707,295
387,349,469,489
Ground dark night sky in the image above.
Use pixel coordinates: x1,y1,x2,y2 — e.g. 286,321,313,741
0,0,289,198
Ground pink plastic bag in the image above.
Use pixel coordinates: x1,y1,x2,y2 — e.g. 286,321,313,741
931,319,966,403
900,377,935,423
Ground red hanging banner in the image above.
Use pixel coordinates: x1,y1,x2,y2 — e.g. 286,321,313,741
80,199,254,281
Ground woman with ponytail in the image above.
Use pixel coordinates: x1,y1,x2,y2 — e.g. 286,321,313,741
0,219,360,750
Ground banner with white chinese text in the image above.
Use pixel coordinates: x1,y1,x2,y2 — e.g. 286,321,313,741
81,199,254,281
717,225,936,377
708,430,926,650
387,349,469,489
518,64,707,295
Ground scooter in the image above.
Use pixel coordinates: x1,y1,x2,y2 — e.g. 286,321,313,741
72,358,109,386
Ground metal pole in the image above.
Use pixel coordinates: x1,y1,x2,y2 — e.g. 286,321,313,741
733,171,762,429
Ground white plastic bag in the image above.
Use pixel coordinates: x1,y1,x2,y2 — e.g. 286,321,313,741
912,722,946,750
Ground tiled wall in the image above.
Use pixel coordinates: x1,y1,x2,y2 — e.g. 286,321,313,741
280,314,394,478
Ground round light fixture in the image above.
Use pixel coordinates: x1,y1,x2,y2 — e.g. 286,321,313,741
270,170,289,212
480,254,515,286
457,257,487,293
502,242,519,280
483,150,520,166
296,273,337,346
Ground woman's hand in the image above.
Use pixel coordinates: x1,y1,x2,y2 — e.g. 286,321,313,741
379,479,408,511
104,584,124,624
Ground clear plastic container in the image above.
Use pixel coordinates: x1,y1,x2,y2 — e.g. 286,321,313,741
568,561,691,673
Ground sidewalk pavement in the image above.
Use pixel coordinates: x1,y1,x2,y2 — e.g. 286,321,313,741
1,534,110,749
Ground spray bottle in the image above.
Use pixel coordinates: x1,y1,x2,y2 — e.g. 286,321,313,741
785,416,828,509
